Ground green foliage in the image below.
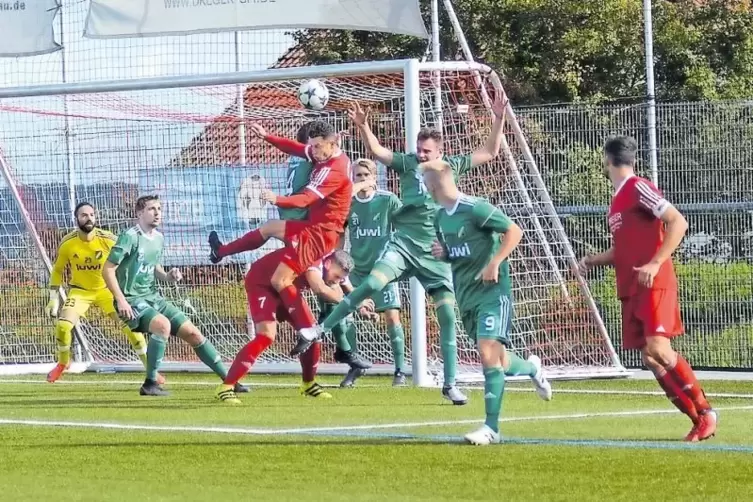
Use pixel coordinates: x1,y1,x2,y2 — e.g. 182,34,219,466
293,0,753,104
588,260,753,367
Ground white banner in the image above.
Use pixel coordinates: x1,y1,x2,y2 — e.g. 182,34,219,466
85,0,428,39
0,1,61,57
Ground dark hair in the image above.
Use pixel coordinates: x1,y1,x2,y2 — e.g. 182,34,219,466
135,195,160,212
604,136,638,168
328,249,354,274
296,122,314,144
74,202,94,217
417,127,443,144
307,120,336,140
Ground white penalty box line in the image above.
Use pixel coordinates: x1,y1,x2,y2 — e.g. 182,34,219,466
2,378,753,400
2,405,753,437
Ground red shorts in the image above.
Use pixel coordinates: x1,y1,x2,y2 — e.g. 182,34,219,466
281,220,340,274
620,288,684,350
245,281,291,325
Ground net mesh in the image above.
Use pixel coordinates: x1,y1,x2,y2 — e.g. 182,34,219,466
0,65,622,379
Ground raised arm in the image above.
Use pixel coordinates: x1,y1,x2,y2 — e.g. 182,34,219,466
348,102,394,167
249,123,309,159
470,96,508,168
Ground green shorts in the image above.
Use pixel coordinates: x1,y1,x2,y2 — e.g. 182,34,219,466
120,295,189,336
349,270,401,312
376,233,453,294
460,295,513,346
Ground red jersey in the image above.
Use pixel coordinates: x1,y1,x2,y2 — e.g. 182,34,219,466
264,135,353,233
608,176,677,298
246,249,349,289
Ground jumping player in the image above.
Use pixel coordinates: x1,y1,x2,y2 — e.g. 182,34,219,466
45,202,160,383
424,159,551,445
103,195,248,397
208,121,356,362
215,249,375,404
579,135,717,441
318,98,508,404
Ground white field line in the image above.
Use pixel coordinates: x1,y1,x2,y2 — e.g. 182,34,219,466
1,379,753,400
1,405,753,436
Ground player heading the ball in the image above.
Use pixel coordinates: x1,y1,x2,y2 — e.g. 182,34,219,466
579,136,717,442
208,120,355,362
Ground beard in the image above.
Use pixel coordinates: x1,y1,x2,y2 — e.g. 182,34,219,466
78,221,95,233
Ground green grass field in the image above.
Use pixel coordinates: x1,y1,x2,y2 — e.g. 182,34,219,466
1,374,752,501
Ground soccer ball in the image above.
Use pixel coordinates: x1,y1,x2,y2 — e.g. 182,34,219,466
298,79,329,111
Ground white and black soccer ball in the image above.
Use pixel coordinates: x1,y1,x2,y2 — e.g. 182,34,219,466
297,79,329,111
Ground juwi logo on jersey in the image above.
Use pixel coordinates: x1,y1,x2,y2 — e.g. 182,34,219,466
355,227,382,239
448,243,472,258
76,263,102,271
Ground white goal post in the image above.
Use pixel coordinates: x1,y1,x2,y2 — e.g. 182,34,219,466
0,58,628,384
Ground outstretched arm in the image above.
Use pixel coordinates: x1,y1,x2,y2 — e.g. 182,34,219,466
349,102,394,167
249,123,309,159
470,96,508,168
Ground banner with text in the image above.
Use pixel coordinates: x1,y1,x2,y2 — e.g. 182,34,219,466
0,1,61,57
85,0,428,39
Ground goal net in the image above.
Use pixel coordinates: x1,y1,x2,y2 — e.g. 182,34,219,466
0,60,627,382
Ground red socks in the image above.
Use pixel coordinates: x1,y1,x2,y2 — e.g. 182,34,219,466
278,285,317,330
667,354,711,413
299,341,321,383
224,335,273,385
655,369,698,422
219,229,267,258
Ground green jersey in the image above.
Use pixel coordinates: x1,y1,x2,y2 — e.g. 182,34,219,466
278,156,314,221
348,189,402,275
107,226,164,300
434,194,514,311
389,152,472,249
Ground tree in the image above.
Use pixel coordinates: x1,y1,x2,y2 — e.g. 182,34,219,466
292,0,753,104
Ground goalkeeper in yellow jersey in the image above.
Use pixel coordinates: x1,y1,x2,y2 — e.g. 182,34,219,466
45,202,164,384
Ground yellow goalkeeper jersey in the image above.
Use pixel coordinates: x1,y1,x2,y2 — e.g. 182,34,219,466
49,229,118,291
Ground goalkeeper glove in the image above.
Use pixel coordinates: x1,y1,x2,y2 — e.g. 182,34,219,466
45,290,60,318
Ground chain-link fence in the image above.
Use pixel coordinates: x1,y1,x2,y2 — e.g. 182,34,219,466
518,101,753,369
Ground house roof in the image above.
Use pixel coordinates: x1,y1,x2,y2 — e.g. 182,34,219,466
169,37,491,168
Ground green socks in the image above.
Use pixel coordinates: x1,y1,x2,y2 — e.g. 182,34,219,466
146,335,167,382
388,323,406,371
433,292,458,387
345,317,358,354
505,353,537,377
193,339,228,379
322,265,394,332
331,317,353,352
483,366,505,432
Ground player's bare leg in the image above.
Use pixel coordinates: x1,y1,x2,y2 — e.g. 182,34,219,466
140,315,171,396
217,323,277,404
47,308,81,383
643,336,716,441
176,321,249,395
465,340,506,445
208,220,287,264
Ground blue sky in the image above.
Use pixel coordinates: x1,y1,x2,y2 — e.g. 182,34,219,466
0,0,293,186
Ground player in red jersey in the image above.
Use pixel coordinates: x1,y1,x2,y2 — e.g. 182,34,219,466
214,248,375,403
208,120,353,357
579,136,717,442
